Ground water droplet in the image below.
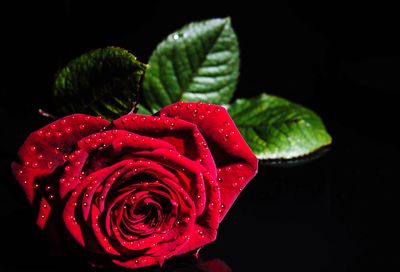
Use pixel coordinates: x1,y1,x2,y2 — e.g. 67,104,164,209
37,154,43,160
214,108,221,113
37,130,44,136
65,127,72,133
208,202,215,209
218,207,225,214
83,202,87,206
232,182,238,188
224,133,229,141
45,185,52,191
224,121,231,127
65,166,71,171
218,128,224,134
135,259,140,264
49,194,54,200
218,177,222,182
199,114,205,120
43,204,47,208
79,124,85,130
194,132,200,137
41,215,45,219
173,33,180,40
47,161,54,168
30,145,37,152
45,131,52,137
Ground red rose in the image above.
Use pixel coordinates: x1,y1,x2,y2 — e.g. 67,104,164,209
11,101,257,269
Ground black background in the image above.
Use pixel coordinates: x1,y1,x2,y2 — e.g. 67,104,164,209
0,1,398,271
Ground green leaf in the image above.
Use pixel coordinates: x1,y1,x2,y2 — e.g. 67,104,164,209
229,93,332,160
135,104,152,115
143,18,239,113
54,47,147,120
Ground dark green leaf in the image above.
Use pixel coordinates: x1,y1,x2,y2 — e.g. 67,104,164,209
54,47,147,119
143,18,239,113
229,93,332,160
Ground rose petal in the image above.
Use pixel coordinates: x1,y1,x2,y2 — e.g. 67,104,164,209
12,114,110,203
159,102,258,221
113,114,217,178
12,114,109,228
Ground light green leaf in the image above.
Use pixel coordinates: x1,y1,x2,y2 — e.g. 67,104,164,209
229,93,332,160
54,47,147,120
135,105,152,115
143,18,239,113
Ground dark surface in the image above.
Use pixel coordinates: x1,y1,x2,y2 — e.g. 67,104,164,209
0,1,398,271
